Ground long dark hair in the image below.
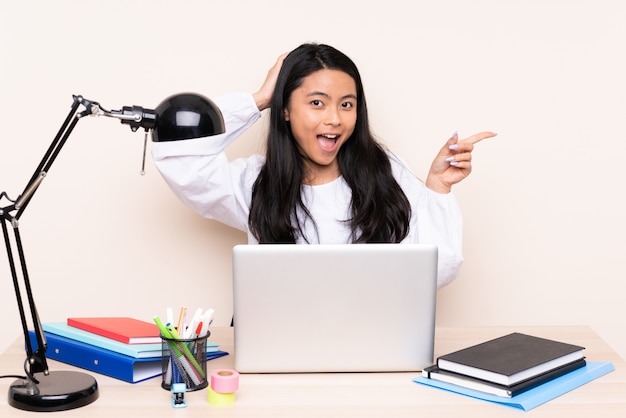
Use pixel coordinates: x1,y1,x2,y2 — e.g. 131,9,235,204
249,43,411,243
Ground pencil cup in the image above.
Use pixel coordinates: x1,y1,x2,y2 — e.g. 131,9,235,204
161,332,210,391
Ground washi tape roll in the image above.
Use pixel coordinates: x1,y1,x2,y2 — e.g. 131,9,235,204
207,385,236,406
210,369,240,394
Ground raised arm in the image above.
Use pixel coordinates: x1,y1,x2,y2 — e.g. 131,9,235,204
252,52,288,111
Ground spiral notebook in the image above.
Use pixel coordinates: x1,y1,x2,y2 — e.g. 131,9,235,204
232,243,439,373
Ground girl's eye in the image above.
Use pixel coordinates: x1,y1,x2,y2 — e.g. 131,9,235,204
342,101,354,109
311,99,323,106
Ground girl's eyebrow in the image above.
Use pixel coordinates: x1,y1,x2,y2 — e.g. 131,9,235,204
306,91,329,98
306,91,357,101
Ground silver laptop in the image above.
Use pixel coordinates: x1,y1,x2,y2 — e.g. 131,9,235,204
232,243,438,373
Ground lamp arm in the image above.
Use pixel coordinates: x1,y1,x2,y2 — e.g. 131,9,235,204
1,96,91,381
2,91,223,394
12,97,81,219
0,94,152,383
1,92,223,411
79,96,157,132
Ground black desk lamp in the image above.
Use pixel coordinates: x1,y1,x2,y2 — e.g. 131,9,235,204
1,93,224,411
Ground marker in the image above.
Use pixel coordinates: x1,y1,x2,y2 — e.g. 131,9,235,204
155,316,203,384
194,322,203,338
154,315,173,339
167,324,206,379
194,321,205,364
199,308,215,337
184,308,203,339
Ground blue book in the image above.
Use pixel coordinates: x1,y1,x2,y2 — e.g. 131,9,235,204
28,331,229,383
414,361,614,411
42,322,219,359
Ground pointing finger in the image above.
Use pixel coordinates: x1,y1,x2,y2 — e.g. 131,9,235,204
461,131,497,145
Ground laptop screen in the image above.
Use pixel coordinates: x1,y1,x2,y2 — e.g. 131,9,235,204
232,243,438,373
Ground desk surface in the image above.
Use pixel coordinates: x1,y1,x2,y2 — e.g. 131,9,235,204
1,326,624,417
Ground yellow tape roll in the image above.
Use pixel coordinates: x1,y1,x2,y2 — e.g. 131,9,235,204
207,385,236,406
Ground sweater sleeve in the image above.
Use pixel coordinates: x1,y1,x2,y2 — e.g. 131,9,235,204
390,155,464,289
151,93,263,231
414,189,464,289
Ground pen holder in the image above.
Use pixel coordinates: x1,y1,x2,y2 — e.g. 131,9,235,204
161,332,210,391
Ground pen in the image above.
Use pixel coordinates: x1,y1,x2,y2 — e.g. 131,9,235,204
164,363,173,385
166,325,205,385
153,316,206,385
167,324,206,379
166,307,174,328
176,306,187,334
154,315,178,385
155,316,204,384
171,350,201,387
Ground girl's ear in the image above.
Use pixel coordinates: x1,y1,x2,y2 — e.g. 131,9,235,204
283,108,290,121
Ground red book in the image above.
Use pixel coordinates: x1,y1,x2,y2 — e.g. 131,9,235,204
67,317,162,344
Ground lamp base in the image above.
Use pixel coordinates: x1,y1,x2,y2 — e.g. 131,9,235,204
8,370,99,412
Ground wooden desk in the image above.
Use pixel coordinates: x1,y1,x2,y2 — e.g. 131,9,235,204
1,326,624,417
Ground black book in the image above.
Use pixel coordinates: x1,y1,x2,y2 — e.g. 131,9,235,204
436,332,585,386
422,358,587,398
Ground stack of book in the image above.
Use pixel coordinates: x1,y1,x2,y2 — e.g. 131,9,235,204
416,332,615,411
28,317,227,383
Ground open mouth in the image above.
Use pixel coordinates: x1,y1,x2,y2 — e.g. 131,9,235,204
317,134,339,152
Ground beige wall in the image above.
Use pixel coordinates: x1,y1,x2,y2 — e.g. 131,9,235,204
1,0,625,360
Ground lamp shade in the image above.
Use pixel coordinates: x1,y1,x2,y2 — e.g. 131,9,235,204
152,93,225,142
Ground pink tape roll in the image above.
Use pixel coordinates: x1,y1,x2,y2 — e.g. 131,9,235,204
210,369,239,394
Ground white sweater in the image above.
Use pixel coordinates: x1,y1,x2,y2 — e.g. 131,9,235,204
152,93,464,288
